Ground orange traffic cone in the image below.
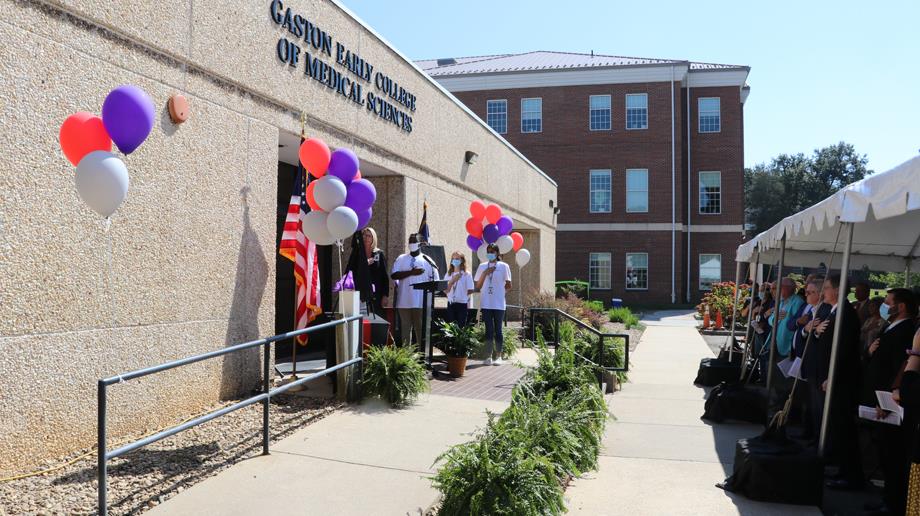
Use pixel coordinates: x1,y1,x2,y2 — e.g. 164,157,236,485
703,306,711,329
715,311,724,330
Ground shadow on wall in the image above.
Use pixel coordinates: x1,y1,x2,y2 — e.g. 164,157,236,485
219,187,269,399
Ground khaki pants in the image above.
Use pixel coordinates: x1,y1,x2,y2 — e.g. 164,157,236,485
398,308,424,349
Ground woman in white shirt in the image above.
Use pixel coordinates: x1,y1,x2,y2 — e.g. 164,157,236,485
443,251,475,326
474,243,512,366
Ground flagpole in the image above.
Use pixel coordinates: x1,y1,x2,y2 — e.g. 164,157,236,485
292,112,306,380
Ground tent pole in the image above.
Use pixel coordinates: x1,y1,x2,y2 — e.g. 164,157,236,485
766,234,786,393
728,260,742,361
819,222,854,458
740,255,759,381
906,260,912,288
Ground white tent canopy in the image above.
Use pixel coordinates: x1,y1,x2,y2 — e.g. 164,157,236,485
736,156,920,271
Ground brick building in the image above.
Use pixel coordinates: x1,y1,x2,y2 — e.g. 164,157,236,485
419,51,750,304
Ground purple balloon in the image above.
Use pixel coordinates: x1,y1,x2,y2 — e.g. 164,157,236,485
101,85,155,154
496,215,513,236
344,178,376,212
482,224,500,244
356,207,373,229
466,235,482,251
328,148,359,184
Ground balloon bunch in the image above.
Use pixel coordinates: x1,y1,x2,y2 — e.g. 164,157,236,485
298,138,376,245
464,201,531,267
59,85,156,218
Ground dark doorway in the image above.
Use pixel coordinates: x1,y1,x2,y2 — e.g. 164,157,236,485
275,161,334,370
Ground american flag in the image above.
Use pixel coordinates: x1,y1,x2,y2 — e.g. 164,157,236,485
279,157,321,345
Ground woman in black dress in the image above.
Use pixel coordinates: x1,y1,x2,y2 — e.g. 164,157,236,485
362,227,389,315
896,325,920,514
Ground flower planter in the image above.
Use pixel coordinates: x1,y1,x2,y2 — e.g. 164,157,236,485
446,356,468,377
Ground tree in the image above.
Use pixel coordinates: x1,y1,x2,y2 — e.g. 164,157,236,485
744,142,872,236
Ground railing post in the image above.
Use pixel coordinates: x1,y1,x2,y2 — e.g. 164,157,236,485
625,335,630,372
554,311,560,348
598,335,605,389
529,309,536,342
262,340,270,456
97,380,107,516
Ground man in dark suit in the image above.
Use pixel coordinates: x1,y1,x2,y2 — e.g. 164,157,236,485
812,274,863,489
863,288,918,515
790,279,824,438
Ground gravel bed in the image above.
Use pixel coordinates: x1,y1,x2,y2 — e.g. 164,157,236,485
602,322,644,352
0,393,341,515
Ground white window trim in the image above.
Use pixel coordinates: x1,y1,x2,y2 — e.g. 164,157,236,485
486,99,508,135
698,97,721,133
625,252,649,291
589,252,612,290
625,93,648,131
589,169,612,214
698,170,722,215
588,94,612,132
521,97,543,134
699,253,722,291
625,168,649,213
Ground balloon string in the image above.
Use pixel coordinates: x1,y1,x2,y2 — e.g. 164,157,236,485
102,218,117,330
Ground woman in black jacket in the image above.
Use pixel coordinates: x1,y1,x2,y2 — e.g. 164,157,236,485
362,227,389,315
895,326,920,515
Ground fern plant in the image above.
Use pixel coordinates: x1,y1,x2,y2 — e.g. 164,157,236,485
361,345,429,408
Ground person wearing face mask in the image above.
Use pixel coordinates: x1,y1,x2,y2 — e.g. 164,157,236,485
362,227,389,315
443,251,475,326
861,289,918,515
474,243,512,366
391,234,439,347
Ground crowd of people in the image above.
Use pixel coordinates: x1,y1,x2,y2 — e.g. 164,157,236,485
359,229,512,365
744,274,920,515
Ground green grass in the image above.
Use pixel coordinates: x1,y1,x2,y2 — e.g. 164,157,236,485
608,307,641,329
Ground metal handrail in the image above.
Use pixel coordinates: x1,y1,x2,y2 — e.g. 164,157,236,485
97,315,364,515
528,307,630,374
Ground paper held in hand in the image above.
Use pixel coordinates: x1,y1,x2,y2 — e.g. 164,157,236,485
777,357,804,380
857,391,904,426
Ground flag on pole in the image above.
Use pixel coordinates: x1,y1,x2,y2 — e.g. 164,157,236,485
417,201,430,244
279,153,321,345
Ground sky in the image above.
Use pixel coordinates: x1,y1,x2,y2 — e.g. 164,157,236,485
342,0,919,173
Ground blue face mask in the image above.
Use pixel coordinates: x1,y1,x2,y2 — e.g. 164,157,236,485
451,259,461,267
486,253,497,262
880,303,894,320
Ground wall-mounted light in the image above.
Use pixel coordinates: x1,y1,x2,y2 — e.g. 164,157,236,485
464,151,479,165
553,207,561,215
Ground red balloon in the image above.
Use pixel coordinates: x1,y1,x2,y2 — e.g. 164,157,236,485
469,200,486,219
510,232,524,252
59,112,112,166
465,217,483,238
485,204,502,225
299,138,331,177
305,180,321,210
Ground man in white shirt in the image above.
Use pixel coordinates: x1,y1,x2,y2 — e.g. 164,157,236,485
391,234,439,347
474,243,512,365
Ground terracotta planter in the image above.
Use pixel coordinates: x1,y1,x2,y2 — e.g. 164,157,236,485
446,356,468,377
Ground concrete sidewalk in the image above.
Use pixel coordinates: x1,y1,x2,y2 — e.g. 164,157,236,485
565,311,822,516
149,393,506,515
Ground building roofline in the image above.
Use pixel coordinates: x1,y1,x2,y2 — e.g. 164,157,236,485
328,1,558,188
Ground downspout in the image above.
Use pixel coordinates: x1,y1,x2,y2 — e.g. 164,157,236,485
671,65,676,304
687,73,692,302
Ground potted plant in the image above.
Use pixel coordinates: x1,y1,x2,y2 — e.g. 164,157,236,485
437,321,477,377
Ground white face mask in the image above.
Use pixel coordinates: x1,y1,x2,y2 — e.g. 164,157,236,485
408,243,420,252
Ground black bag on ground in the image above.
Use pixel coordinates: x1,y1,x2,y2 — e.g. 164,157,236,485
694,357,742,386
702,382,767,425
717,428,823,506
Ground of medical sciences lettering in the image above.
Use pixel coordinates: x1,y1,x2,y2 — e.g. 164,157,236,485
270,0,415,133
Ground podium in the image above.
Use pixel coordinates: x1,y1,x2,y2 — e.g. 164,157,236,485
413,280,448,371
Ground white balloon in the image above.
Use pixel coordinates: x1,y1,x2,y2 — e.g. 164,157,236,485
75,151,129,218
302,210,334,245
496,235,514,254
312,176,347,212
515,248,531,267
326,206,358,240
476,243,488,263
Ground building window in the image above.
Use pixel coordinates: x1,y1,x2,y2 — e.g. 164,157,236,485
589,95,611,131
698,97,721,133
699,254,722,291
589,253,612,290
626,253,648,290
626,93,648,130
589,169,612,213
625,169,648,213
521,98,542,133
699,171,721,214
486,100,507,134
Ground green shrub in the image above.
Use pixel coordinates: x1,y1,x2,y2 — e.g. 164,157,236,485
470,323,521,360
608,307,640,329
436,320,478,358
433,415,565,516
361,345,429,408
573,331,628,384
582,299,605,313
